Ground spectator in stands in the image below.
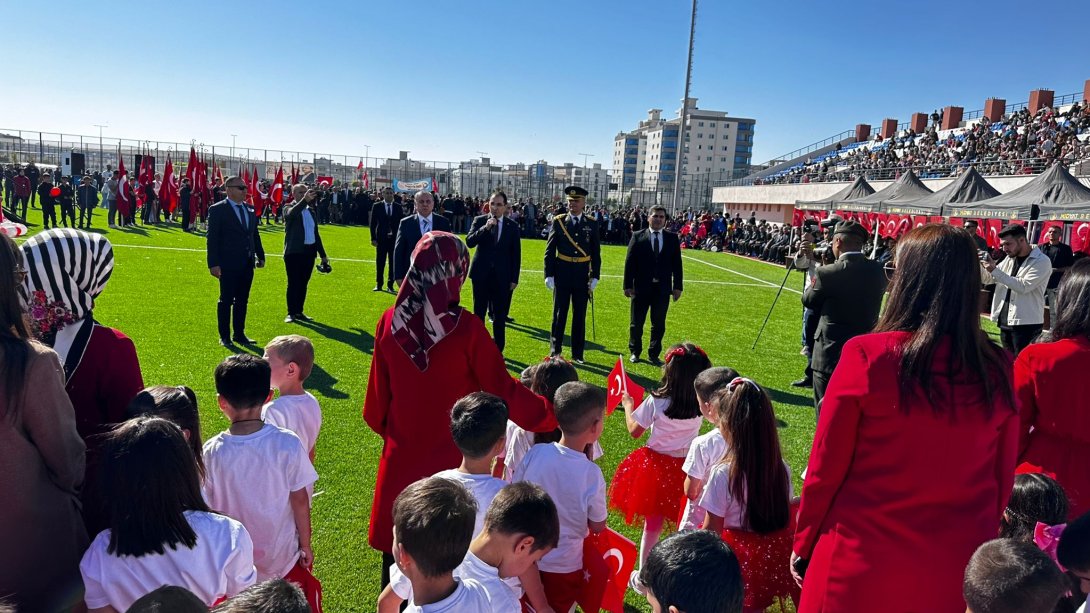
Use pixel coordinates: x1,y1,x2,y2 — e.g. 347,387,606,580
1039,225,1074,309
981,224,1052,355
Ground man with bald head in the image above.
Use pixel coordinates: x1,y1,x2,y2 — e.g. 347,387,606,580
393,189,452,284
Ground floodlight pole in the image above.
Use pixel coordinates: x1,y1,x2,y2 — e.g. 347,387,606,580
670,0,697,215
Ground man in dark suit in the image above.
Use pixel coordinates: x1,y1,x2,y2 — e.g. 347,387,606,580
393,190,452,284
802,220,887,412
465,189,521,352
369,186,400,291
206,176,265,346
283,184,329,323
544,186,601,363
624,204,683,365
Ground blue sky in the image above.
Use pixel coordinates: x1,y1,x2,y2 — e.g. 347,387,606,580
4,0,1088,169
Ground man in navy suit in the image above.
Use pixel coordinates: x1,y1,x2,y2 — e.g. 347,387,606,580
392,190,451,284
623,204,683,365
369,186,400,291
465,189,521,351
206,176,265,346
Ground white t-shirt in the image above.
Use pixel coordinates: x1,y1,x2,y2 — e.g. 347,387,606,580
262,392,322,456
678,429,729,530
433,469,507,539
514,443,607,573
80,510,257,610
202,424,318,580
404,578,494,612
390,551,522,610
631,396,703,457
500,421,603,481
698,460,793,529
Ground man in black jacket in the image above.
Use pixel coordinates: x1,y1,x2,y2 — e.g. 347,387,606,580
802,220,887,412
393,190,452,284
206,176,265,346
544,186,601,363
623,205,683,365
76,175,97,228
282,184,329,323
369,186,400,291
465,189,521,351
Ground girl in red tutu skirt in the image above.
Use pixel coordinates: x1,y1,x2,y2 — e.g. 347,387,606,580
610,342,712,591
700,378,798,612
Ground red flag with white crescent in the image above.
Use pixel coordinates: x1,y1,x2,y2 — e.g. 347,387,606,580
362,171,370,190
271,166,285,206
984,219,1003,249
158,156,177,214
1072,222,1090,255
117,151,133,217
791,208,804,227
431,176,439,193
580,529,637,613
605,357,645,415
912,215,928,229
1037,220,1064,244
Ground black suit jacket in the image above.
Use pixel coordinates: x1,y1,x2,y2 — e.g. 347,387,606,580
465,214,521,285
369,199,402,245
624,229,683,295
283,201,327,258
393,214,452,281
206,199,265,272
802,253,887,374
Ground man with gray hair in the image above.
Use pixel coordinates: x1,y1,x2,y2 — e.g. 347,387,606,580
393,190,452,285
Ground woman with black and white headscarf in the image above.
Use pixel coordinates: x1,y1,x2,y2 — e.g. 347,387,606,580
21,228,144,534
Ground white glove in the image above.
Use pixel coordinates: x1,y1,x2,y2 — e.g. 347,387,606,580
589,278,599,291
545,277,555,291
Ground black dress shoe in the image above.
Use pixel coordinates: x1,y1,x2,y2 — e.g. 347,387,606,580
232,336,256,345
648,357,664,367
791,378,813,388
219,338,234,347
505,316,515,323
629,354,639,364
284,315,296,323
294,313,311,322
387,284,395,292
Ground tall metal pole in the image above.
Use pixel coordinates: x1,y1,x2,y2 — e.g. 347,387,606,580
670,0,697,215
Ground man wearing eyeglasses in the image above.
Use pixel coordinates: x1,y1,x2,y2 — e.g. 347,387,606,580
206,176,265,347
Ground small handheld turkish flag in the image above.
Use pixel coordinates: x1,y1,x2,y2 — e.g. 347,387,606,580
606,356,645,415
580,529,637,613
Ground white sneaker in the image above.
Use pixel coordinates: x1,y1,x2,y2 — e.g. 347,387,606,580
628,569,646,595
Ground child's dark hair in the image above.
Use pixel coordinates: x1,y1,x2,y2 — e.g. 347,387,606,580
553,381,605,436
126,385,205,478
1000,473,1069,541
484,482,560,552
638,530,742,613
100,417,210,557
214,354,271,410
1058,509,1090,571
450,392,509,460
715,379,790,534
693,366,741,401
654,342,712,419
526,356,579,445
128,586,207,613
963,538,1067,613
210,579,309,613
393,477,477,578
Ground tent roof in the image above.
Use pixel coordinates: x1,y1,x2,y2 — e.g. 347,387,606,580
949,163,1090,220
883,167,1000,216
838,170,933,213
795,176,874,210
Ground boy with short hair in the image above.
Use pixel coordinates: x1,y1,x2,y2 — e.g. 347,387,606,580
963,538,1067,613
679,367,741,530
202,355,319,602
391,477,492,611
211,579,310,613
1058,510,1090,612
639,530,743,613
262,335,322,463
379,481,561,612
514,381,608,612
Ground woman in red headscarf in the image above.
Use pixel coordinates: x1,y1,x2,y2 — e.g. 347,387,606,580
363,231,557,586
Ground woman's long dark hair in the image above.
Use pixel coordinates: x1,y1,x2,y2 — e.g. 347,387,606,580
100,417,210,556
1047,259,1090,341
715,381,790,534
874,224,1014,413
999,473,1069,541
655,342,712,420
0,234,32,419
126,386,206,479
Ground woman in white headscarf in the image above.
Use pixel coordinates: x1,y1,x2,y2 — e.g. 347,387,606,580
21,228,144,535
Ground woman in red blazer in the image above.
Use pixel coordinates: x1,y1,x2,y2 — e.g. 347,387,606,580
1015,258,1090,518
792,224,1019,613
363,231,556,587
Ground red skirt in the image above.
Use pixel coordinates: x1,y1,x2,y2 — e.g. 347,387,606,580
720,503,801,611
608,446,686,525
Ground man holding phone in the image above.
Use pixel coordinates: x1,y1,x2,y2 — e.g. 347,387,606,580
980,223,1051,355
465,189,521,351
283,184,330,323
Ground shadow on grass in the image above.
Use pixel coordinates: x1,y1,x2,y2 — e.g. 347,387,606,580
296,319,374,355
507,321,550,342
768,386,813,407
307,363,349,400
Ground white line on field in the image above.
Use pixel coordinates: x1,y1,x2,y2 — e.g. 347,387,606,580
681,254,802,295
105,243,790,290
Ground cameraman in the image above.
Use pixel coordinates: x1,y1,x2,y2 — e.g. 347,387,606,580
802,220,887,412
283,184,329,323
980,223,1051,355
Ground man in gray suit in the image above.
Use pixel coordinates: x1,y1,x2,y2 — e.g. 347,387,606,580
393,190,452,285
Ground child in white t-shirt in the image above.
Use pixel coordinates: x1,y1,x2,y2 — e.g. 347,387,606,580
80,417,256,610
202,354,318,594
679,366,740,531
497,357,579,480
262,335,322,463
610,342,712,581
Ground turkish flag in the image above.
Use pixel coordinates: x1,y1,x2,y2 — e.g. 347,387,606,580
158,157,178,214
431,176,439,193
791,208,805,227
357,159,363,171
911,215,928,230
291,162,300,185
1072,222,1090,255
316,176,333,187
579,529,637,613
1038,221,1064,244
930,215,945,224
363,171,370,189
271,166,285,206
894,215,912,238
250,165,265,217
605,357,645,415
984,219,1004,249
117,151,132,217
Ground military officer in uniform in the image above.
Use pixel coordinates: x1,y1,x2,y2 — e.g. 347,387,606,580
544,186,601,363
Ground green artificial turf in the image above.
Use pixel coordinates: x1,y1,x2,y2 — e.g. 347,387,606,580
31,213,821,611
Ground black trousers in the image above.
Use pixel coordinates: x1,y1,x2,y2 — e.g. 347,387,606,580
473,273,513,351
285,247,317,316
78,205,93,228
1000,324,1042,356
41,204,57,228
813,370,831,419
216,266,254,341
181,203,191,230
59,204,75,227
551,273,590,359
375,238,394,287
14,195,28,219
629,287,670,359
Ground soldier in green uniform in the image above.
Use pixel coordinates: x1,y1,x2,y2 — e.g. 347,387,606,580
544,186,601,363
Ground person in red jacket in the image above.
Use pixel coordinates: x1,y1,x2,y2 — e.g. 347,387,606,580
792,224,1019,613
363,230,556,588
12,168,31,219
1015,258,1090,519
